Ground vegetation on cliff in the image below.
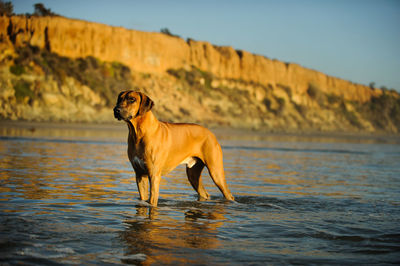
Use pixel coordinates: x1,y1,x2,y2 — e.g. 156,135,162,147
0,1,12,16
0,45,133,122
10,45,132,104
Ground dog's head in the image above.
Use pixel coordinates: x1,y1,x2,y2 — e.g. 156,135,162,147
113,91,154,121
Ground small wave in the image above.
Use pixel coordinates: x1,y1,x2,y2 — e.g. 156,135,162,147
134,200,153,207
234,196,288,210
121,253,147,263
14,245,75,260
309,227,400,245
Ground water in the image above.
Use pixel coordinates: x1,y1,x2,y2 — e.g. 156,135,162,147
1,123,400,265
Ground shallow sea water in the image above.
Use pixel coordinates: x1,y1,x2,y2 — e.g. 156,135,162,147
0,123,400,265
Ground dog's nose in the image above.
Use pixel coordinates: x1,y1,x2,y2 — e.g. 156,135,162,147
114,107,122,119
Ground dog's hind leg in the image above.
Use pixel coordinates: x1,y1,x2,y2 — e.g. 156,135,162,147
207,165,234,201
186,159,210,200
204,144,235,201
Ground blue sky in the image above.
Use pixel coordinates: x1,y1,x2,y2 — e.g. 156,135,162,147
12,0,400,91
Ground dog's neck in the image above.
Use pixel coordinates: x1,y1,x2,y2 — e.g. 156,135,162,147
126,111,159,143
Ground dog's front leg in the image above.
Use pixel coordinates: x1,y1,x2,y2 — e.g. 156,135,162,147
135,174,149,201
149,174,162,207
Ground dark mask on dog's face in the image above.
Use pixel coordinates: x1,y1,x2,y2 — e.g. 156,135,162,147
113,91,154,121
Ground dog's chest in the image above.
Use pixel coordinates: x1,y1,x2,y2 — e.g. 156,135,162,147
131,156,147,173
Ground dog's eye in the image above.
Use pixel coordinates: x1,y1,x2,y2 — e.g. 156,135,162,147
128,98,136,103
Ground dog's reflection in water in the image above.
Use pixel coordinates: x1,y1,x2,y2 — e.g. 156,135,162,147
121,203,227,265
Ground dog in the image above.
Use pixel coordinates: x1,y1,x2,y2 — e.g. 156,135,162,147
113,90,234,206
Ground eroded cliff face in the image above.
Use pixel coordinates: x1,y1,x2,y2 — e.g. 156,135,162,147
1,15,399,133
1,15,381,103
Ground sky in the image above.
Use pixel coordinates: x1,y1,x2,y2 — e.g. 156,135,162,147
11,0,400,91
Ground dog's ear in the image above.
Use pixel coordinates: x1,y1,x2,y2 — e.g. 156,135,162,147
138,92,154,116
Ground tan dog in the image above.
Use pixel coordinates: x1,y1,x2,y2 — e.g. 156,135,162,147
114,90,234,206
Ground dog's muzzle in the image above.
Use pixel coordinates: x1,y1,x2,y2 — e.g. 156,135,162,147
113,107,122,120
114,107,133,121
